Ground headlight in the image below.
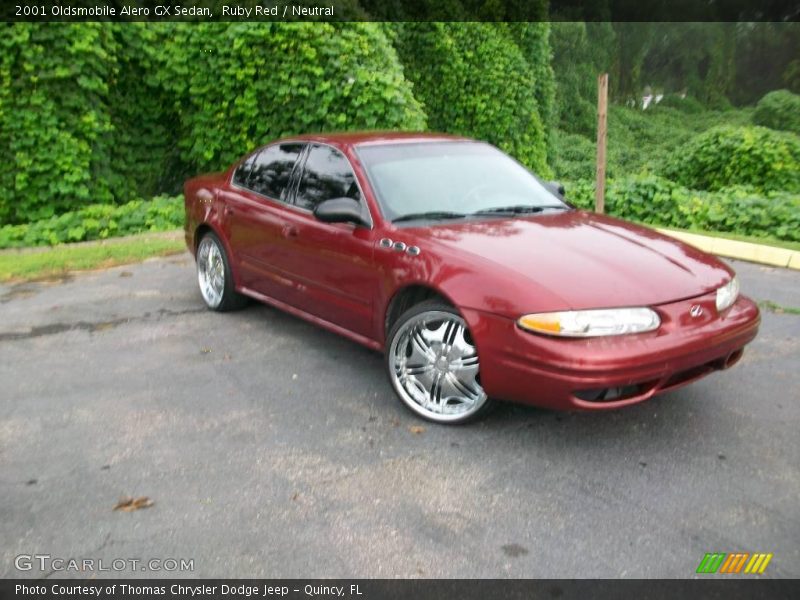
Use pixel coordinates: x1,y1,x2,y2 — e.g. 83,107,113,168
715,276,739,312
517,307,661,337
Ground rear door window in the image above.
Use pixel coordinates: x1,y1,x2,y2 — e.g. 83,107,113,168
246,143,305,201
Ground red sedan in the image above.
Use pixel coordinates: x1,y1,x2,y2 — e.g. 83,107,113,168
184,132,760,424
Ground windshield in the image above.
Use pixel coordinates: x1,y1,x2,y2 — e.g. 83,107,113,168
355,141,568,223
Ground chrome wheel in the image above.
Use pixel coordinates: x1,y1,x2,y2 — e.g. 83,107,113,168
197,236,225,309
389,309,488,423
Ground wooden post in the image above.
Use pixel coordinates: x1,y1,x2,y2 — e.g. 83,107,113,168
595,73,608,214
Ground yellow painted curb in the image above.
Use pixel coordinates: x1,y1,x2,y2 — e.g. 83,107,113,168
656,229,800,271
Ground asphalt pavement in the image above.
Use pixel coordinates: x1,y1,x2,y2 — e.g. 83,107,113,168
1,254,798,578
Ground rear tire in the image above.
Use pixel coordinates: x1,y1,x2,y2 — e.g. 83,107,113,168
196,232,247,312
386,300,493,424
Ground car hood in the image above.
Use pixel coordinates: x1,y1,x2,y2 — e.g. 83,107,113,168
402,210,734,311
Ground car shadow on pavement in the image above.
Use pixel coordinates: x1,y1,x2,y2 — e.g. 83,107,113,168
240,300,711,450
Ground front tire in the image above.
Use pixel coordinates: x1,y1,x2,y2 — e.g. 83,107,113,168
386,300,492,424
196,232,247,312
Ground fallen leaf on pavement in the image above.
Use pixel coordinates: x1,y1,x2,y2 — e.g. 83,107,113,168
113,496,154,512
409,425,425,434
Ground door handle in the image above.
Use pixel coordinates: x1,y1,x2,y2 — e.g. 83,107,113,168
282,225,299,238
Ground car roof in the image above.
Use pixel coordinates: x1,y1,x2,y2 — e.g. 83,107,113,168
289,131,474,148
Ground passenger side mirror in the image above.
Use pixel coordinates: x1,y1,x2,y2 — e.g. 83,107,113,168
313,197,368,227
546,181,566,198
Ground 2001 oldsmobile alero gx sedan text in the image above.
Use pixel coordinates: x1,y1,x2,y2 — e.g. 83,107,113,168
184,132,760,424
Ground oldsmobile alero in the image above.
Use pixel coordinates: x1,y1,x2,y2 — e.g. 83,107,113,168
184,132,760,424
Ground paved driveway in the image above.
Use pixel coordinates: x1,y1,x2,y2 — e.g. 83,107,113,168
1,255,798,578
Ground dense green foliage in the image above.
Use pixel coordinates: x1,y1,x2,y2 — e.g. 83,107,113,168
159,22,426,175
311,2,555,170
550,92,800,244
550,132,597,181
550,104,755,180
732,23,800,104
0,24,119,224
3,19,799,251
566,177,800,242
664,126,800,193
635,23,736,106
0,195,183,249
549,21,800,116
550,22,614,137
653,93,706,114
395,23,550,174
753,90,800,135
507,22,556,150
107,24,182,200
0,24,179,226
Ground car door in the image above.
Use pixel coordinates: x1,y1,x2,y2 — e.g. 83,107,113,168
275,143,379,339
219,142,306,301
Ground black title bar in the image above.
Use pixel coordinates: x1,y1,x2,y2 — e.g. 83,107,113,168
3,0,800,22
2,580,800,600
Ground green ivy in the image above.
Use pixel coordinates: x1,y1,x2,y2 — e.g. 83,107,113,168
566,176,800,242
0,24,119,224
2,21,563,232
394,22,550,176
550,103,757,182
663,125,800,193
550,130,597,181
507,22,556,153
157,22,427,175
106,24,182,200
655,94,706,114
0,195,184,249
550,22,614,138
753,89,800,135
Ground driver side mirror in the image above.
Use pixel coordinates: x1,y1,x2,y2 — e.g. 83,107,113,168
546,181,566,198
313,197,369,227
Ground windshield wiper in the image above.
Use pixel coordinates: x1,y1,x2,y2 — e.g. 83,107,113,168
471,204,569,216
392,211,467,223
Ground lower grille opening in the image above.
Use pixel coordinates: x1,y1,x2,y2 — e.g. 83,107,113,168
662,363,716,390
574,350,746,404
574,384,650,403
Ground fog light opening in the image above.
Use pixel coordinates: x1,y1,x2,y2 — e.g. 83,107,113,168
574,384,643,403
723,349,744,369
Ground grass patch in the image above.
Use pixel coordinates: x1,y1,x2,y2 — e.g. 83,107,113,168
758,300,800,315
654,225,800,252
0,235,186,283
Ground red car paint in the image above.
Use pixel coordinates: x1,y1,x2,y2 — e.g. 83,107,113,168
184,132,760,411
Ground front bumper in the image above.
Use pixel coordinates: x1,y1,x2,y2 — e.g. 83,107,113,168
463,292,760,411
